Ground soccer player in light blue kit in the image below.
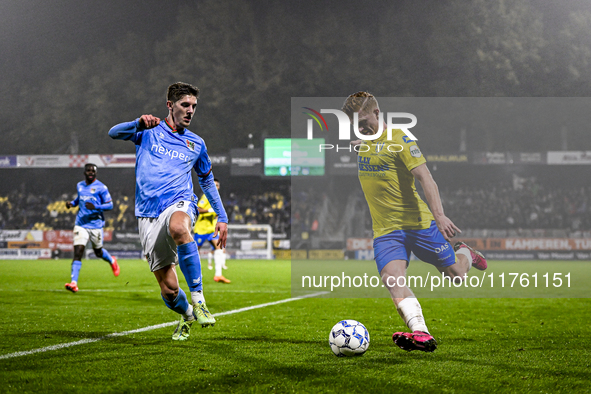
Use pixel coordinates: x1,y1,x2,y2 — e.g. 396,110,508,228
109,82,228,341
64,163,120,293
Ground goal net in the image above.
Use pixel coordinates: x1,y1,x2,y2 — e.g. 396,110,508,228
224,224,273,260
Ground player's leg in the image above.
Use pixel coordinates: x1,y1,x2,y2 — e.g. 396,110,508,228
375,231,437,352
212,239,227,269
89,229,119,277
380,260,437,352
220,246,228,270
65,245,84,293
207,241,214,270
168,207,215,327
380,260,429,332
66,226,88,292
452,242,488,271
195,234,213,270
139,214,207,340
411,221,464,285
212,239,230,283
153,264,195,341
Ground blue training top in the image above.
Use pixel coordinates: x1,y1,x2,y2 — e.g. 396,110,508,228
70,179,113,229
109,119,228,223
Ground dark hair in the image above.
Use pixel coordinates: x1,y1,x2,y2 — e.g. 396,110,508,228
167,82,200,103
84,163,97,170
214,178,220,183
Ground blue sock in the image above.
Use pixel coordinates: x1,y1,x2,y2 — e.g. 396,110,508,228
71,260,82,282
177,242,202,292
98,248,113,264
161,288,190,315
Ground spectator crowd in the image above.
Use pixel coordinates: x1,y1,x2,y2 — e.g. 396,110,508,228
2,177,591,239
0,189,291,237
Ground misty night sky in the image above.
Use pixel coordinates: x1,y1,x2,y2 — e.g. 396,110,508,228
0,0,183,84
2,0,590,89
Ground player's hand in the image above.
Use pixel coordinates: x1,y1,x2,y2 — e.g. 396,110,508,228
214,222,228,249
350,139,363,154
85,202,96,210
138,114,161,130
435,215,462,242
65,201,73,209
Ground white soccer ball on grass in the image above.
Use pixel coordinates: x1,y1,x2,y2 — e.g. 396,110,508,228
329,320,370,357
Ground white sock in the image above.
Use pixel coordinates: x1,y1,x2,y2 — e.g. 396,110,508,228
191,290,205,306
455,248,472,272
222,250,228,268
397,297,429,333
208,251,213,265
214,249,224,277
182,304,194,321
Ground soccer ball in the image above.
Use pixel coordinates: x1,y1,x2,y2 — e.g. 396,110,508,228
329,320,370,357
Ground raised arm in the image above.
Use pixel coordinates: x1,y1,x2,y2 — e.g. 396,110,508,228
108,115,161,140
411,163,461,242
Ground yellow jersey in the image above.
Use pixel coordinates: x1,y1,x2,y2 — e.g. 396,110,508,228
357,128,434,238
193,194,217,235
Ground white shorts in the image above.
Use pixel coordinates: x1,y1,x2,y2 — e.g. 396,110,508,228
73,226,104,249
138,200,197,272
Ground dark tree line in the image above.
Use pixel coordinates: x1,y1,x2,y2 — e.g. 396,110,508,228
3,0,591,155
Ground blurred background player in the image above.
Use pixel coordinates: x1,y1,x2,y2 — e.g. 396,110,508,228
109,82,228,341
194,178,230,283
64,163,119,293
343,92,487,352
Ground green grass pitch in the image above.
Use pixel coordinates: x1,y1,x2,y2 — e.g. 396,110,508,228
0,259,590,393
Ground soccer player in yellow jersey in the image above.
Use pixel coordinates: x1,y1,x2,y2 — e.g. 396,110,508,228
194,178,230,283
343,92,487,352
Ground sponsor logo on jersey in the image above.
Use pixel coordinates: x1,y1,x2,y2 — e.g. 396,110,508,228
358,156,390,172
150,144,191,162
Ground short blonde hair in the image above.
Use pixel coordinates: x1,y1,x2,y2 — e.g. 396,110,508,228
341,91,379,120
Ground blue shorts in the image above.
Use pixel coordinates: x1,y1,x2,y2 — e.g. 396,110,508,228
195,232,219,248
373,221,456,273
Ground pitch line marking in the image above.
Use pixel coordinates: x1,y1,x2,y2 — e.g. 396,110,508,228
0,291,328,360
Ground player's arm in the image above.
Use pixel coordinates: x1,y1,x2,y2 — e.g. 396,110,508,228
411,163,461,241
198,173,228,246
350,139,363,154
86,200,113,211
197,203,215,215
194,142,228,246
196,195,215,215
108,115,160,140
66,195,79,209
86,188,114,211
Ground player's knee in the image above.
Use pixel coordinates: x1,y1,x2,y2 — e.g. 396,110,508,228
73,247,84,260
161,285,179,301
169,222,190,243
381,274,405,289
93,248,103,258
